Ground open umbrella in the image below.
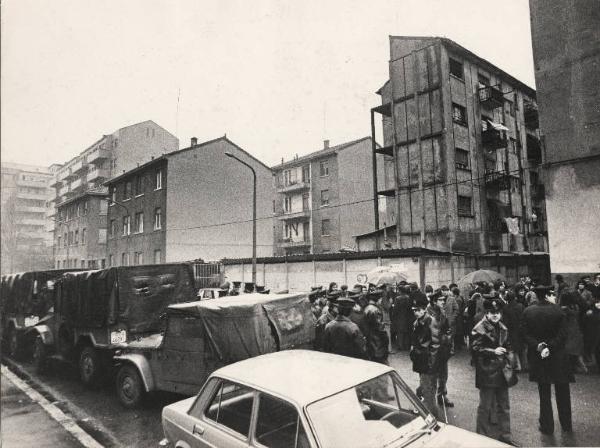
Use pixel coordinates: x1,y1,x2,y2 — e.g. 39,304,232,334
366,266,408,286
457,269,505,291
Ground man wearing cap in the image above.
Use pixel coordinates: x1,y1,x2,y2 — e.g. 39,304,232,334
349,287,369,337
472,299,516,445
522,285,573,435
428,292,454,407
322,296,367,359
314,291,339,351
363,291,389,364
410,295,442,420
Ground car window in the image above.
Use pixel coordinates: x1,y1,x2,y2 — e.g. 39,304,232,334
189,378,220,419
204,380,254,438
255,394,310,448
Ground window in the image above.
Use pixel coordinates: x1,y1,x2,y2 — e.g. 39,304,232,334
154,249,161,264
74,230,79,244
83,200,89,215
203,381,254,438
121,252,129,266
135,176,144,196
110,187,116,205
122,216,131,235
321,219,331,236
134,252,143,265
108,254,114,267
284,196,292,213
155,169,163,190
134,212,144,233
98,228,107,244
283,169,296,186
154,208,162,230
320,189,329,206
481,116,492,131
478,73,490,89
81,260,85,268
81,228,86,244
508,100,515,116
455,148,470,169
319,160,329,177
284,222,298,239
124,180,132,200
272,200,276,214
449,58,464,80
452,103,467,125
99,200,107,215
110,219,116,237
255,394,309,448
458,196,472,216
57,236,62,247
302,193,310,211
63,233,68,247
76,204,81,217
100,259,106,269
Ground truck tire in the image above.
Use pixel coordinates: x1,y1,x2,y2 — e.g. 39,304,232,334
32,336,48,374
116,364,145,408
79,346,102,387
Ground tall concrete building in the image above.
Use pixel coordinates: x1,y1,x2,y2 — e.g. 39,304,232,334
52,120,178,268
105,136,275,265
1,162,54,273
529,1,600,278
370,36,547,254
272,137,381,255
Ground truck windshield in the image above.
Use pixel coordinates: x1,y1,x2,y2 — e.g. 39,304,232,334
306,372,432,448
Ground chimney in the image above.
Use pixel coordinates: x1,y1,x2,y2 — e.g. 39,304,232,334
324,139,330,149
191,137,198,146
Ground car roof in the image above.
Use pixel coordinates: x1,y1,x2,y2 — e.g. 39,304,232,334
212,350,393,406
168,292,307,313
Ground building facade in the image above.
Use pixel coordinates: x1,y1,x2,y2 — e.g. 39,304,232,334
106,136,275,265
1,162,55,273
272,137,381,255
51,120,178,267
529,0,600,278
371,36,547,254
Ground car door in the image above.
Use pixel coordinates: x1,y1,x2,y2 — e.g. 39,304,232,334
186,378,255,448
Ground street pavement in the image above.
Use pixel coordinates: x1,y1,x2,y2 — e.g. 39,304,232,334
2,350,600,447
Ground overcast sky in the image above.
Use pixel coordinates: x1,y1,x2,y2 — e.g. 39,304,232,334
1,0,535,168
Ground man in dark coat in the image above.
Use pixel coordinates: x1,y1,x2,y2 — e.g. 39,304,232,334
522,285,574,435
428,293,453,407
392,285,412,351
472,299,516,445
364,291,389,364
410,295,442,420
322,297,366,359
314,292,338,351
502,291,524,371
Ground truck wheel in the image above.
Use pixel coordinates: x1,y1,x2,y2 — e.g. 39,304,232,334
79,346,102,387
32,337,48,374
116,364,144,408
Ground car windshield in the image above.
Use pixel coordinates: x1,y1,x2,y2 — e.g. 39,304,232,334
306,372,434,448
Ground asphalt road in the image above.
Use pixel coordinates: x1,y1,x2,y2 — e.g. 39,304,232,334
2,350,600,447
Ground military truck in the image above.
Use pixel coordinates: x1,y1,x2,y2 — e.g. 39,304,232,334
31,263,197,386
0,269,80,358
113,292,315,408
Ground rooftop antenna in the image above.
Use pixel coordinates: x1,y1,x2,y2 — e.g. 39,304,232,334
175,88,181,138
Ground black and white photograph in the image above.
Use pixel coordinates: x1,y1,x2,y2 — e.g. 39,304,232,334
1,1,599,447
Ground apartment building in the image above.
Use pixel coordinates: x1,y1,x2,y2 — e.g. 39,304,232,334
272,137,379,255
530,0,600,278
106,136,275,265
1,162,54,273
369,36,547,254
51,120,178,267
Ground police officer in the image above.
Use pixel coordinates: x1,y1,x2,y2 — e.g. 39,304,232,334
364,291,390,364
322,296,366,359
471,299,517,445
314,291,339,351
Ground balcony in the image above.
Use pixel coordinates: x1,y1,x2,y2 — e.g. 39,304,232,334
63,169,77,181
87,166,110,182
21,218,45,226
58,184,70,196
279,238,311,248
57,170,71,182
478,86,504,109
71,177,85,191
526,134,542,164
375,145,394,157
16,191,48,201
377,188,396,197
87,146,111,164
277,181,310,194
71,159,87,174
481,129,507,149
49,177,62,188
277,209,311,221
373,102,392,117
484,170,510,190
15,205,47,214
524,102,539,129
16,177,48,188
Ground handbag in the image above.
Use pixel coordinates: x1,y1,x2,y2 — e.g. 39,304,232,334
502,351,519,387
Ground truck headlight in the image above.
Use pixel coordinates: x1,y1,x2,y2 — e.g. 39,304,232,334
110,329,127,344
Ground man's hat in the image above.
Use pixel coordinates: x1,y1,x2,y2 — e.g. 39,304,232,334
337,297,355,309
483,298,504,312
326,290,342,301
411,296,428,309
533,285,554,297
219,282,230,291
347,290,362,300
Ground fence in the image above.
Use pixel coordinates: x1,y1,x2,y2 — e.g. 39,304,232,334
192,262,223,288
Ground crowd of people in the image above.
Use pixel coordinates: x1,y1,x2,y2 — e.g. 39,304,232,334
307,273,600,446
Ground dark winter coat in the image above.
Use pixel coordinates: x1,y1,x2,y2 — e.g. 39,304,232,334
471,317,511,389
503,299,524,352
322,315,366,359
392,293,412,333
582,304,600,350
364,302,389,362
561,305,584,356
410,305,451,374
314,311,335,351
521,301,574,384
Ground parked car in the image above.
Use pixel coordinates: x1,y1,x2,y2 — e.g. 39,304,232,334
160,350,508,448
31,263,196,386
0,269,81,358
114,292,315,408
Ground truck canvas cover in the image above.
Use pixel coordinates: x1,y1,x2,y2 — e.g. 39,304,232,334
59,264,196,333
167,292,315,364
1,269,79,317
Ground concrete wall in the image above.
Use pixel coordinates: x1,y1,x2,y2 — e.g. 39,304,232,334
530,0,600,275
165,139,275,262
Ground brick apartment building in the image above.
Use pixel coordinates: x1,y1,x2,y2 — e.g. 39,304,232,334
366,36,547,254
272,137,382,255
106,136,275,265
